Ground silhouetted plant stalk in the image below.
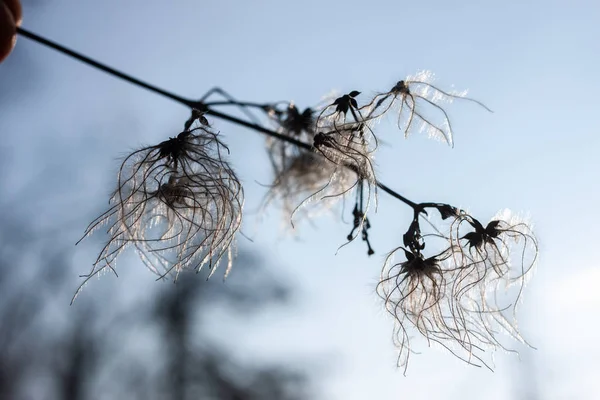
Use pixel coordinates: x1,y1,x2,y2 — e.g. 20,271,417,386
17,27,539,373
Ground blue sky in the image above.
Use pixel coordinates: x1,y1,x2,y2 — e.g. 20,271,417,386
1,1,600,399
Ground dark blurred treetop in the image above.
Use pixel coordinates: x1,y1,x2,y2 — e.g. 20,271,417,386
0,210,316,400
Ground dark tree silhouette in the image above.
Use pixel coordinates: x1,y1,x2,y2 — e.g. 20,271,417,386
0,214,315,400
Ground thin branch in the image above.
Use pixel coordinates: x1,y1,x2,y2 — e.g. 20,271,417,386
204,100,275,110
16,26,423,212
15,27,195,108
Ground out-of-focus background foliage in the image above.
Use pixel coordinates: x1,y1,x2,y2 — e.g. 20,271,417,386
1,1,599,399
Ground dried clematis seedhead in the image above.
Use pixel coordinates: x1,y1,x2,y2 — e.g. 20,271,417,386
378,247,455,374
75,123,243,301
316,90,362,123
313,121,377,197
263,99,378,253
378,207,538,373
263,151,351,227
314,91,379,144
263,102,365,230
277,104,315,139
450,209,538,299
365,71,493,147
311,121,379,253
448,209,538,344
266,103,316,178
312,122,377,185
264,103,344,223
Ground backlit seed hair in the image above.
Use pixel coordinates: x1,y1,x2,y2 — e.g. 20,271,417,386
263,151,351,227
448,210,538,344
378,248,451,374
310,121,378,253
75,122,243,301
266,103,316,174
378,206,538,373
264,102,365,229
315,91,364,130
378,246,502,373
365,70,493,147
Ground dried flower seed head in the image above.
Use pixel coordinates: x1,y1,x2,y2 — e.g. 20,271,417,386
262,151,352,228
378,244,512,373
311,124,377,219
310,120,379,253
365,71,493,147
314,91,382,150
262,101,364,237
450,210,537,328
75,123,243,302
266,103,316,178
313,123,377,184
264,101,378,237
378,247,456,373
451,209,537,294
378,206,538,373
279,104,315,138
316,90,362,127
440,210,538,363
